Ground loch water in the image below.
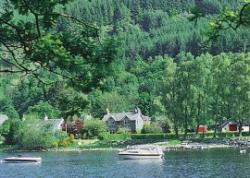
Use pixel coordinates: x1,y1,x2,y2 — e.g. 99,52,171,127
0,148,249,178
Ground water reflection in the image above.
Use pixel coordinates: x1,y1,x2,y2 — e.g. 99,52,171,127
1,162,42,167
0,149,249,178
118,157,164,165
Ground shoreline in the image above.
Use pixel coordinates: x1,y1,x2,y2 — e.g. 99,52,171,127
1,142,245,153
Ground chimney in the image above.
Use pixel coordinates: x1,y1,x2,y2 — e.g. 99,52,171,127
106,108,110,115
135,107,141,114
44,115,48,121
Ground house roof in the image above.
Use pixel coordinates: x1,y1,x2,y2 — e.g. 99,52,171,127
0,114,8,125
103,109,150,122
218,120,238,129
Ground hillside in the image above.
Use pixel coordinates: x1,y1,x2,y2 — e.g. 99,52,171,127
66,0,249,59
0,0,250,140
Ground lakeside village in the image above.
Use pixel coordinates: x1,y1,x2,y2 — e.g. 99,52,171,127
0,107,250,151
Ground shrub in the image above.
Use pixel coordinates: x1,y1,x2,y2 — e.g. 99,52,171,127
98,132,131,141
0,96,19,119
141,124,162,134
17,127,56,150
6,119,72,150
0,118,74,149
57,133,74,147
131,133,179,140
117,127,130,134
0,119,23,145
81,119,107,138
158,118,172,133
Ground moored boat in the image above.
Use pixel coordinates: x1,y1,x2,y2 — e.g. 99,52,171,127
118,145,164,159
3,155,42,163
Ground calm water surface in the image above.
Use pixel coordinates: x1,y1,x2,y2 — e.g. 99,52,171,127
0,148,249,178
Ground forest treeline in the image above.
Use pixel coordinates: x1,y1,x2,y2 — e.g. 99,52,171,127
1,52,250,136
66,0,249,58
0,0,249,137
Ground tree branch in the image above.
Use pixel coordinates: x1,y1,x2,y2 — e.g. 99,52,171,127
236,2,250,29
0,69,24,73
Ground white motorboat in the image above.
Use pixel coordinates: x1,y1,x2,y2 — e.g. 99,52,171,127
240,150,247,154
3,155,42,163
118,145,164,159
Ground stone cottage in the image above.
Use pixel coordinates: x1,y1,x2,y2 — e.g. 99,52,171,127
102,107,150,133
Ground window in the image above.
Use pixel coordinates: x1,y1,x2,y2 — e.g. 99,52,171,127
124,118,129,127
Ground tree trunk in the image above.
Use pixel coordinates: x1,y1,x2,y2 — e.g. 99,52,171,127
184,106,188,138
238,120,242,138
174,124,179,138
213,124,217,138
196,123,200,135
196,93,202,135
173,111,179,138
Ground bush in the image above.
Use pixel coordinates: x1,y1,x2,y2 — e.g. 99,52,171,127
141,124,162,134
18,129,56,150
98,132,131,141
131,133,175,140
81,119,107,138
0,119,23,145
17,127,72,150
158,118,172,133
57,133,74,147
0,96,19,119
117,127,130,134
3,119,71,150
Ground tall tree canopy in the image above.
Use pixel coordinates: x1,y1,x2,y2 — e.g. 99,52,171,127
0,0,118,90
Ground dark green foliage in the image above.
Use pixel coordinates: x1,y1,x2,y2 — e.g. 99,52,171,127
141,124,162,134
1,119,22,145
132,132,250,140
131,133,175,140
81,119,107,138
11,78,45,118
48,84,89,118
0,96,18,119
5,119,70,150
17,128,56,150
0,0,118,93
0,0,250,148
98,132,130,141
66,0,249,58
25,101,61,119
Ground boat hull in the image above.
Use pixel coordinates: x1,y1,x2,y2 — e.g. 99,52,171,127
3,157,42,163
118,153,163,159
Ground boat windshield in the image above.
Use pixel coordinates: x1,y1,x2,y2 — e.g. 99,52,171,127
126,145,162,152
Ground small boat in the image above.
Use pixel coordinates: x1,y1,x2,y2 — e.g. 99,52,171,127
240,150,247,154
3,155,42,163
118,145,164,159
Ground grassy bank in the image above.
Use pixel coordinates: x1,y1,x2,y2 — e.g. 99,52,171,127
1,133,249,152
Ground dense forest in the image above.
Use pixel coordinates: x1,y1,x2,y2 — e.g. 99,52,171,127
0,0,250,138
67,0,250,58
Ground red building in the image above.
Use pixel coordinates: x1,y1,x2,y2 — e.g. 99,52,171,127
196,125,207,133
228,123,237,131
219,121,238,132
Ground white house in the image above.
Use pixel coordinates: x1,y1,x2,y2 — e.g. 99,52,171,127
219,120,250,132
242,126,250,132
219,121,238,132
